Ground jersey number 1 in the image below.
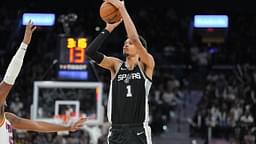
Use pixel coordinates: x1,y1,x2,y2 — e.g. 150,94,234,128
126,85,132,97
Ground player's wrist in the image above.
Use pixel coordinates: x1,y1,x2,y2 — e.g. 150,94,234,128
118,4,125,11
22,39,30,45
20,42,28,50
67,125,72,131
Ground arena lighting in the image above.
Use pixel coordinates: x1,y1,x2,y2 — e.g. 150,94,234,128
194,15,228,28
58,70,88,80
208,47,218,54
22,13,55,26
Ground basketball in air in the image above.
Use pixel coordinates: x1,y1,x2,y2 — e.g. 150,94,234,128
99,2,122,24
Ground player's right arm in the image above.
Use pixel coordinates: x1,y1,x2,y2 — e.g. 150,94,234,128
0,21,36,106
85,21,122,76
5,112,86,132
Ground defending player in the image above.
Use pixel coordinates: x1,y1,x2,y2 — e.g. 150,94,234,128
0,21,86,144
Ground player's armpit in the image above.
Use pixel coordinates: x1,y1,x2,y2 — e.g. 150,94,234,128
141,59,155,81
4,112,20,126
141,54,155,70
0,82,13,105
137,51,155,79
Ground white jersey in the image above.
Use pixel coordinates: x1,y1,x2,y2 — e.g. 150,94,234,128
0,114,14,144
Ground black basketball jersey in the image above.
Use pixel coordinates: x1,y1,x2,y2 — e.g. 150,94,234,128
107,62,152,124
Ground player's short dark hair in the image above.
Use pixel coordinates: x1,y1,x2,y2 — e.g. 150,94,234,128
126,35,148,49
139,35,148,49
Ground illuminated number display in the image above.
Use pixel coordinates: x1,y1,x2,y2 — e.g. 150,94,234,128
67,38,88,64
58,36,89,74
58,36,89,80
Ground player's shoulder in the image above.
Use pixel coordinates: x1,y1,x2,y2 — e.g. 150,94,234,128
4,112,17,121
4,112,13,115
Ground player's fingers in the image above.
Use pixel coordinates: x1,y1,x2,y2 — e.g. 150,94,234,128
32,26,37,32
26,22,30,29
73,126,81,131
79,121,85,125
77,121,85,126
28,20,32,25
78,117,86,122
78,121,84,126
75,120,84,126
28,20,33,27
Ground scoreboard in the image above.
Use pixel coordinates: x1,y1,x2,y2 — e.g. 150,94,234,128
58,35,89,80
67,38,87,63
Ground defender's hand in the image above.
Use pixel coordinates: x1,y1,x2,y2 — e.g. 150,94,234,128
22,20,37,45
69,117,86,132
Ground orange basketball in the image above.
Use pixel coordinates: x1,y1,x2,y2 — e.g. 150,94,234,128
99,2,121,24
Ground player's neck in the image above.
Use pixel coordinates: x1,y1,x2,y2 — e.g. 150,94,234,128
125,56,138,70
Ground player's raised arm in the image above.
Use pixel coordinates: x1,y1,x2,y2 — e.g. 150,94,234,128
105,0,155,78
0,21,36,106
5,112,86,132
85,21,122,75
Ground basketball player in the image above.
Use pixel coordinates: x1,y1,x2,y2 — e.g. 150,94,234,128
86,0,155,143
0,21,86,144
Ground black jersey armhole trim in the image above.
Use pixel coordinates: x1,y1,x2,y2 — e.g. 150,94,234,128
111,61,123,81
144,73,152,82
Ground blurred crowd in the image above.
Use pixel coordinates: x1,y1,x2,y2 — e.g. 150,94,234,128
189,66,256,144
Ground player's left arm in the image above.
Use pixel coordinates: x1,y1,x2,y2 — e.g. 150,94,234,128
5,112,86,132
0,21,36,106
106,0,155,78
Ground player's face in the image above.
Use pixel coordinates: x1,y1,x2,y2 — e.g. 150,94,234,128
123,39,137,56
